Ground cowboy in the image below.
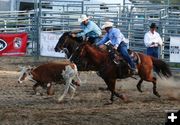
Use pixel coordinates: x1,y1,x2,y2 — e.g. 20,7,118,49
71,14,102,44
96,21,137,74
144,23,163,58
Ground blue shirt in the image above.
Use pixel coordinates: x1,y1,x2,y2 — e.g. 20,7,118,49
77,20,102,38
96,28,125,48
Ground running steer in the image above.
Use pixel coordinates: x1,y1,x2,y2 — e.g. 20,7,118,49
18,61,81,101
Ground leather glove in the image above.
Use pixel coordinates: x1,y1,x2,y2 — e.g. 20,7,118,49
71,33,77,37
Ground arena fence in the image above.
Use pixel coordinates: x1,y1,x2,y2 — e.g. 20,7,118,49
0,0,180,70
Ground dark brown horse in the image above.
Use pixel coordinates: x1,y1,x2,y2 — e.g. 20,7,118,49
54,31,98,71
70,43,172,103
54,31,83,58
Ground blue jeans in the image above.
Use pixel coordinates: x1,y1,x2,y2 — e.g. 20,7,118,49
147,47,159,58
117,42,136,69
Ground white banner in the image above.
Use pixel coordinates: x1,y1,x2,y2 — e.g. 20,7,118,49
40,32,65,57
170,36,180,62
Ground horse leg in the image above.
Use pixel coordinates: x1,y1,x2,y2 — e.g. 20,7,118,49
146,75,161,98
143,67,160,97
104,79,126,103
152,78,161,98
136,79,143,93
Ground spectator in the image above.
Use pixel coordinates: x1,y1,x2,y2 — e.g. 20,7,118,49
144,23,163,58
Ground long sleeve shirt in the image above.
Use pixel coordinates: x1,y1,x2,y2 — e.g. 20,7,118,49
77,20,102,38
96,28,125,48
144,31,163,47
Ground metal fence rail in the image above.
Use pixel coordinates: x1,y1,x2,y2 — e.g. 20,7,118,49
0,0,180,70
0,10,39,55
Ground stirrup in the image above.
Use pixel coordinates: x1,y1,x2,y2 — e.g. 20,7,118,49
130,68,138,75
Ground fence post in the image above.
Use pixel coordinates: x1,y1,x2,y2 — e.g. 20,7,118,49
81,1,84,14
34,0,40,59
4,20,7,32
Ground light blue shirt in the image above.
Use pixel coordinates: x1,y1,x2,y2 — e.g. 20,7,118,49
77,20,102,38
96,28,125,48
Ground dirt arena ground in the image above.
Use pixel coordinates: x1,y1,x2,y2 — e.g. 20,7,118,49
0,56,179,125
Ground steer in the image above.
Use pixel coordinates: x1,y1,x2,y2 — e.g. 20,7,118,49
18,61,81,101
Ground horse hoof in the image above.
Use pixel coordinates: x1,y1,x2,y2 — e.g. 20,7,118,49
155,93,161,98
137,86,143,93
138,89,143,93
153,91,161,98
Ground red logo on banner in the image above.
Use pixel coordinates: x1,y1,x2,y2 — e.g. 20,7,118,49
13,37,22,49
0,32,28,56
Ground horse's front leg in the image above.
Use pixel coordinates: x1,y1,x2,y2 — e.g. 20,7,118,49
104,79,127,104
136,79,143,93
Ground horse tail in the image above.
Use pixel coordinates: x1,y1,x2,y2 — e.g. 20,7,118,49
151,56,172,78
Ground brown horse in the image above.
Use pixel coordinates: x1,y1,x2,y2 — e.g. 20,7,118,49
70,42,172,103
128,50,172,95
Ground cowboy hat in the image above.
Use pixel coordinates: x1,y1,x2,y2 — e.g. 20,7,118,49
150,23,157,28
101,21,114,29
78,14,89,22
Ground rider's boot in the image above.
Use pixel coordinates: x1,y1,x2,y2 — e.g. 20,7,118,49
130,67,138,75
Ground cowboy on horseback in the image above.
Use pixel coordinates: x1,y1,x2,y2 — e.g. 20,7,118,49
96,21,137,74
71,14,102,44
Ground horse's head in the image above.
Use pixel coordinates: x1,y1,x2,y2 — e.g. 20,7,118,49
54,32,71,52
54,32,83,58
18,66,34,83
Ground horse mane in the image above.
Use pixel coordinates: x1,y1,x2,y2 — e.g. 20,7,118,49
63,31,83,43
82,42,109,55
63,31,71,36
80,43,112,65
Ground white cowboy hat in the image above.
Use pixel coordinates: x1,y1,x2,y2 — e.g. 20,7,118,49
78,14,89,22
101,21,114,29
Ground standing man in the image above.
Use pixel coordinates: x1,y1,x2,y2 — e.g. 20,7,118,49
71,14,102,44
144,23,163,58
96,21,137,74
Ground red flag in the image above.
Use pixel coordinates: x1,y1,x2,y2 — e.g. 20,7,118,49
0,32,28,56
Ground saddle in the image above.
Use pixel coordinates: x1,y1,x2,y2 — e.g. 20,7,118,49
128,49,141,65
106,44,138,77
106,44,124,64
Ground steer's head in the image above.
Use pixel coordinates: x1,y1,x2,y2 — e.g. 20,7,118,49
18,66,33,83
